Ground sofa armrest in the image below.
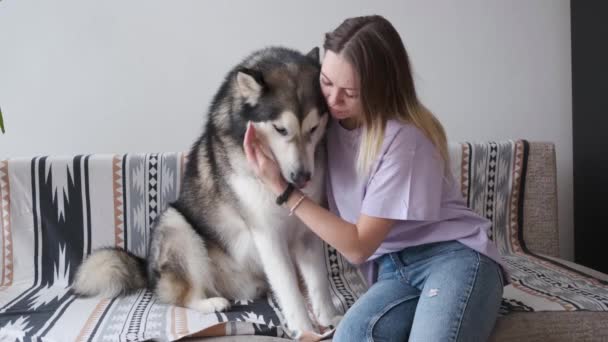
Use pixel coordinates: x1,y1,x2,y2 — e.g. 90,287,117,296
521,142,560,257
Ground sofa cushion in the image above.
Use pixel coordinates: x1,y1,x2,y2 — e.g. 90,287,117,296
457,141,608,313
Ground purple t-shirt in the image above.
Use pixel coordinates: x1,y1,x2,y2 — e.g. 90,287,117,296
326,118,504,286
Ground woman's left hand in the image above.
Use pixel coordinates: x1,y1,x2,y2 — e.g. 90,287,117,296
243,122,288,195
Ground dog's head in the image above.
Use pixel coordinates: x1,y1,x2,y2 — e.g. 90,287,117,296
235,47,329,189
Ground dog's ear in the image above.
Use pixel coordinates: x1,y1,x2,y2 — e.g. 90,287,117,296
306,47,320,63
236,68,265,105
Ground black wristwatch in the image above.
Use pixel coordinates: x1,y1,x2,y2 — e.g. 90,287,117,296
276,183,295,205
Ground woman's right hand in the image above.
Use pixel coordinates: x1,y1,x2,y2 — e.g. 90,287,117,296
243,122,289,195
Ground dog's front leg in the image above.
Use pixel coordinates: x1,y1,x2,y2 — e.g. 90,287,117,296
293,233,342,328
251,231,314,334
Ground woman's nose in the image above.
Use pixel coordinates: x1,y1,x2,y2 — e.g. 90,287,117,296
327,89,341,106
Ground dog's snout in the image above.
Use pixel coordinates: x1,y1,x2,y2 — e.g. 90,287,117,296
290,170,311,188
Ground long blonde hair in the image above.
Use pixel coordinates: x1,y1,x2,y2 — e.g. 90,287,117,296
324,15,449,176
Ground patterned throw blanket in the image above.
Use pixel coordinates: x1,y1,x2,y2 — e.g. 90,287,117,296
1,140,607,341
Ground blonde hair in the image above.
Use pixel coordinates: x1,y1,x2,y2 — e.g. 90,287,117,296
324,15,449,176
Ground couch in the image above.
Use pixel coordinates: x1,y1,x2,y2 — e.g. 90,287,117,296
1,140,607,341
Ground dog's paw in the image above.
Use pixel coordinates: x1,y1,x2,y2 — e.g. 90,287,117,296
207,297,231,312
317,314,343,330
286,316,315,337
315,306,342,328
189,297,231,313
329,315,343,328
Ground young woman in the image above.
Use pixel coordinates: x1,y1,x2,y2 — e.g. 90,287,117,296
244,15,505,342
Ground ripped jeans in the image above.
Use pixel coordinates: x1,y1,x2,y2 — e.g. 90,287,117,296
333,241,504,342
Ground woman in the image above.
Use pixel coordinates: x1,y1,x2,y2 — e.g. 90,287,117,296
244,15,505,341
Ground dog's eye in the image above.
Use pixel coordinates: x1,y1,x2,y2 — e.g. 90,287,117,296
310,125,318,134
273,124,288,136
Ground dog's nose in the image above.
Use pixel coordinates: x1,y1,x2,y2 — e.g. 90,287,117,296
290,170,311,188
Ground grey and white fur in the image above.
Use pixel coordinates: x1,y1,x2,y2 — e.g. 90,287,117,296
72,47,341,334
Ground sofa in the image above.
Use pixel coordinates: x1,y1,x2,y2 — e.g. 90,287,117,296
1,140,607,342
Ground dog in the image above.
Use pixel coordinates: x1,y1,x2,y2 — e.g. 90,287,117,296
72,46,340,334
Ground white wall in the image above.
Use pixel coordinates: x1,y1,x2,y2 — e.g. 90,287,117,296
0,0,573,260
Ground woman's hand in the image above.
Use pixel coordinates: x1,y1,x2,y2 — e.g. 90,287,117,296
243,122,289,195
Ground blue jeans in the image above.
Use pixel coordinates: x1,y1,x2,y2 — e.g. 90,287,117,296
333,241,504,342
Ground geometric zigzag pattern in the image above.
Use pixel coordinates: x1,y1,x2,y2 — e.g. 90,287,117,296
0,160,12,289
113,155,125,249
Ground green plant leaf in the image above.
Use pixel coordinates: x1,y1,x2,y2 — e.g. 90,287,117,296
0,106,4,134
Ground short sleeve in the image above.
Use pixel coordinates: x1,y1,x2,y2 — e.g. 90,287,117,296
360,127,443,221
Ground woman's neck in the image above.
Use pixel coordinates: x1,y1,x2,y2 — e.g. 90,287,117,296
339,117,362,130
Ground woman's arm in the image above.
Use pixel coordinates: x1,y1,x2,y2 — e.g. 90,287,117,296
244,122,394,264
284,189,394,264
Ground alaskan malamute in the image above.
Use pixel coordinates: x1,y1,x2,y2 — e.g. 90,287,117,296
72,47,340,334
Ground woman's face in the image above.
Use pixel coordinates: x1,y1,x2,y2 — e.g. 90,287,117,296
320,50,363,122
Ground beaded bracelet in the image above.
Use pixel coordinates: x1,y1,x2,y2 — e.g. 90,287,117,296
289,194,306,216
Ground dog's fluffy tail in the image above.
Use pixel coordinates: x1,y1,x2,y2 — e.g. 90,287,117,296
72,247,147,298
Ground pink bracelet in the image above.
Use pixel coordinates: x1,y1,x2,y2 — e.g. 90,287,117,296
289,194,306,216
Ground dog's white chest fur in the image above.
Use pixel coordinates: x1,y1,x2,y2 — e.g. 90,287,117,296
229,173,299,233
